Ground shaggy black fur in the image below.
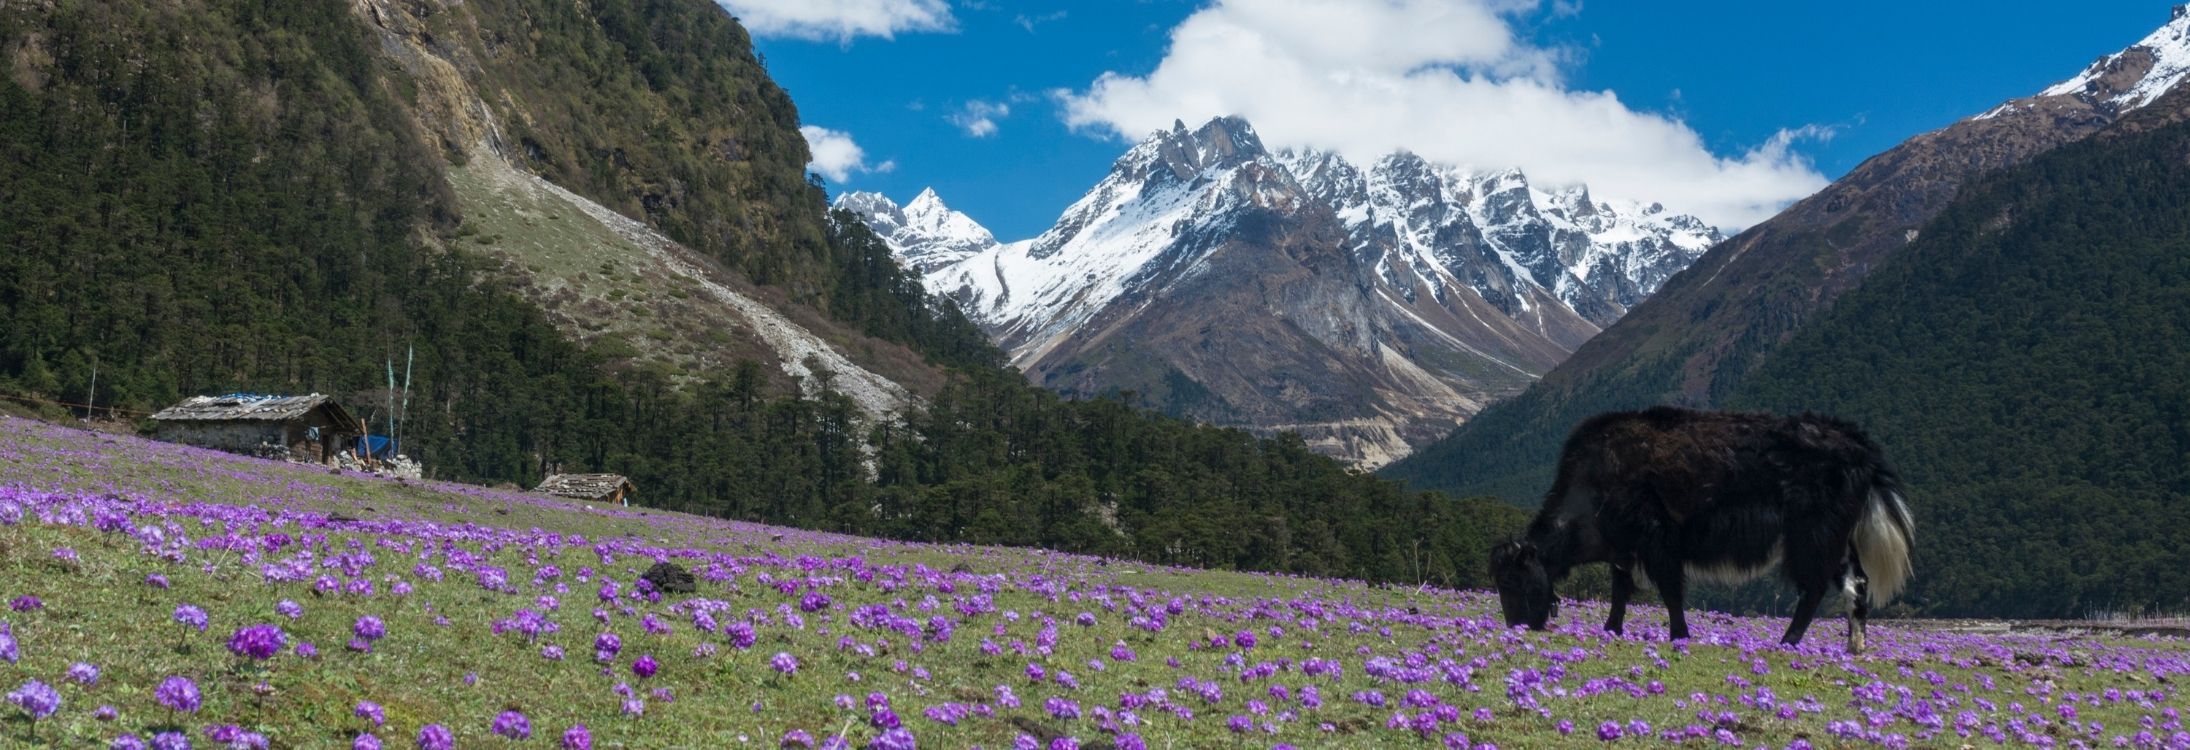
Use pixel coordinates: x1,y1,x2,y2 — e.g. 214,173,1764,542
1489,406,1912,649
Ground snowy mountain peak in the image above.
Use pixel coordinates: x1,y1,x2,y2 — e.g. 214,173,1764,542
1987,6,2190,119
907,187,946,211
1120,115,1270,182
835,191,902,225
832,189,998,274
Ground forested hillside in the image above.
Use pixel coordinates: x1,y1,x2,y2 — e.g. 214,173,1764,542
1379,33,2176,506
1729,118,2190,618
0,0,1522,588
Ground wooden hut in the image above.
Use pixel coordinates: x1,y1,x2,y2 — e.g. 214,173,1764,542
149,393,363,465
534,474,636,507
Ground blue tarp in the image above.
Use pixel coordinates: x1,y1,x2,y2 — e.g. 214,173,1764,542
356,435,397,459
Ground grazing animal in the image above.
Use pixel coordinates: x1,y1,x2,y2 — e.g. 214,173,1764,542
1488,407,1914,652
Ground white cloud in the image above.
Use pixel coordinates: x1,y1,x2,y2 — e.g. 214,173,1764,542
1015,11,1067,32
800,126,894,183
1055,0,1827,229
717,0,954,42
949,100,1013,138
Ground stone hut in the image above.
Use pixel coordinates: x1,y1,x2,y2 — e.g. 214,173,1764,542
534,473,636,507
149,393,363,465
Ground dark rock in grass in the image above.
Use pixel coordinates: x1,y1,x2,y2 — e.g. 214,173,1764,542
641,561,696,595
949,562,974,574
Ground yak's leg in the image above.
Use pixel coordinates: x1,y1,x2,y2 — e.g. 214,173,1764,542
1780,531,1845,648
1642,554,1691,640
1605,564,1636,635
1845,551,1872,655
1781,587,1826,646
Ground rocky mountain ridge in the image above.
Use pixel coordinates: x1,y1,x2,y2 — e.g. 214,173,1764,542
840,117,1719,466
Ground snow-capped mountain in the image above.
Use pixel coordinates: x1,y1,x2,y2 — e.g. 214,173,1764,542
836,117,1719,467
1981,5,2190,122
1276,148,1718,328
833,188,997,274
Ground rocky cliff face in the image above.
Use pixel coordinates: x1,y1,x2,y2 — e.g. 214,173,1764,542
1383,5,2190,501
841,117,1718,466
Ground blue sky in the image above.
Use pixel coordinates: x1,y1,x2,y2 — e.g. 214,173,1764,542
737,1,2177,238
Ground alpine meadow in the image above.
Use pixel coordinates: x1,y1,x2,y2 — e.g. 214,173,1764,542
5,1,2190,749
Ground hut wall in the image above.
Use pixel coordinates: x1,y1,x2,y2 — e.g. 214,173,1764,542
153,421,288,454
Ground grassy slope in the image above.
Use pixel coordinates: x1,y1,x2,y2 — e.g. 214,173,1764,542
3,415,2187,748
446,160,945,396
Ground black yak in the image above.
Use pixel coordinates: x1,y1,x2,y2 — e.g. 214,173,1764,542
1489,407,1914,652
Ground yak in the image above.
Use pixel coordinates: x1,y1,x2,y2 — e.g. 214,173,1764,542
1488,407,1914,652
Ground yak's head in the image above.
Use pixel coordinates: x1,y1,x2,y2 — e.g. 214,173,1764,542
1489,539,1554,630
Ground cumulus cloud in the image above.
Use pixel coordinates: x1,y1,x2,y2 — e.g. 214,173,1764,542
1055,0,1828,229
949,100,1014,138
717,0,954,42
800,126,894,183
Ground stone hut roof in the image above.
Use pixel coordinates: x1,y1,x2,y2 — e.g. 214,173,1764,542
533,473,636,502
150,394,361,432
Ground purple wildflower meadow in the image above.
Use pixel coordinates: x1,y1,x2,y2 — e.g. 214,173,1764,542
0,415,2187,748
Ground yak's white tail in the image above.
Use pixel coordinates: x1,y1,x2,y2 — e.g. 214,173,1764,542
1850,486,1915,607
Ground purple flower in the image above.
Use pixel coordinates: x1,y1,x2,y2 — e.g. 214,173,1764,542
867,728,916,750
771,652,799,675
146,573,170,589
1597,720,1623,741
354,616,386,643
561,724,592,750
7,678,61,720
781,729,815,748
1233,630,1257,649
156,676,202,713
9,595,41,612
356,701,385,727
354,734,382,750
207,723,245,744
416,724,453,750
112,735,148,750
225,624,286,660
725,622,757,650
593,632,622,662
68,661,101,685
492,710,532,740
0,622,16,664
633,654,659,679
276,601,303,619
95,704,118,721
173,604,209,632
151,732,191,750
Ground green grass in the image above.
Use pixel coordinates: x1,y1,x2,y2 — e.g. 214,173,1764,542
4,415,2188,748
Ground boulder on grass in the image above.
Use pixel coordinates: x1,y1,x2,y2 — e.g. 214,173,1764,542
641,561,696,595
